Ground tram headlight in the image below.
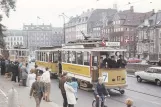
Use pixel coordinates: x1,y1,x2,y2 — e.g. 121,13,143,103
112,79,115,81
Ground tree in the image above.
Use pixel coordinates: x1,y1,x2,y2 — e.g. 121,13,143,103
0,0,16,17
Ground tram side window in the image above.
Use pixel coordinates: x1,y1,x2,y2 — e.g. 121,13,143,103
54,52,58,63
72,51,76,64
62,51,66,62
77,51,83,65
67,51,72,63
84,52,89,66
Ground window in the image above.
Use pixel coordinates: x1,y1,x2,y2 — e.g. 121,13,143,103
84,52,90,65
77,51,83,65
153,69,161,74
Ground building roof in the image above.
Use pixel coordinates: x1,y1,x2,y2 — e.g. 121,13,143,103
23,24,52,31
148,11,161,27
4,29,23,36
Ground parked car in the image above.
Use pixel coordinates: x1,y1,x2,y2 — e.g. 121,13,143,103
127,58,142,63
135,67,161,86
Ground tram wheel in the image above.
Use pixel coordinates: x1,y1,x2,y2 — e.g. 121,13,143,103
137,76,142,82
120,90,125,94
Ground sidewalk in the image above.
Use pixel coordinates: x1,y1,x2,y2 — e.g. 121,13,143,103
0,76,61,107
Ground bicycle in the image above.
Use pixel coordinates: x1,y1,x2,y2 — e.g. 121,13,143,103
92,95,110,107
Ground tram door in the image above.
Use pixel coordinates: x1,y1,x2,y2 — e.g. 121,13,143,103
91,52,99,82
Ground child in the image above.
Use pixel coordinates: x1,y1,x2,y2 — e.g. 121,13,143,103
67,77,78,100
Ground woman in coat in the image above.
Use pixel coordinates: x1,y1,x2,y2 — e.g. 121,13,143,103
64,77,76,107
20,63,28,86
26,69,36,88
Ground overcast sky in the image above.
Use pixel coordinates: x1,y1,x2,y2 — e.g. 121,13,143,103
1,0,161,29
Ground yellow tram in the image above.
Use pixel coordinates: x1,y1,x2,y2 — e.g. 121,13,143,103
8,49,29,63
35,40,128,94
61,41,127,94
35,47,61,78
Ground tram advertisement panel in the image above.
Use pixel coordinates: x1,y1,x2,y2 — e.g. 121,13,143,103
62,63,90,77
100,69,126,85
36,61,58,73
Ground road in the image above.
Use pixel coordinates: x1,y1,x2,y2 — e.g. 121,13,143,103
28,62,161,107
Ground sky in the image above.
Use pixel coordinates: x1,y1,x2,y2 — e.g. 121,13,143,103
1,0,161,29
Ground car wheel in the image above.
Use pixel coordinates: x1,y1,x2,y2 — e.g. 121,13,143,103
156,80,161,86
137,76,142,82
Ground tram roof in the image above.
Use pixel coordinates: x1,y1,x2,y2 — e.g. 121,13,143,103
7,49,29,51
62,47,126,52
35,48,61,52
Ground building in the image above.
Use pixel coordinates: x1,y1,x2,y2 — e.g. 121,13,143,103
52,27,63,46
102,6,154,58
88,9,117,38
23,24,63,51
137,11,161,59
4,30,23,49
65,9,117,43
65,16,78,43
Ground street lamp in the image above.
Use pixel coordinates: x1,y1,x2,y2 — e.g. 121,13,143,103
59,13,66,44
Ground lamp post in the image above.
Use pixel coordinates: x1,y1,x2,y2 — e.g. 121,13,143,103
59,14,66,44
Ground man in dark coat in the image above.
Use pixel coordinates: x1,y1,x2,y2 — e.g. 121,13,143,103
59,72,68,107
117,55,127,68
108,56,117,68
1,58,6,75
94,77,109,107
30,75,45,107
11,61,20,82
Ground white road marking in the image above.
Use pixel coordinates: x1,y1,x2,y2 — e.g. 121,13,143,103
0,88,8,99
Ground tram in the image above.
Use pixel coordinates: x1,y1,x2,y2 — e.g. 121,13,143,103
35,39,128,94
61,39,127,94
8,48,29,63
35,46,61,78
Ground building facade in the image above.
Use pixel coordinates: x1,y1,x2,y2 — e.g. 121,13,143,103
4,30,23,49
65,17,78,43
52,27,63,46
102,6,154,58
65,9,116,43
137,11,161,58
23,24,63,51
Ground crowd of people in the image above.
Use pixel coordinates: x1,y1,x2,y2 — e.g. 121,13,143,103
0,57,133,107
100,55,127,69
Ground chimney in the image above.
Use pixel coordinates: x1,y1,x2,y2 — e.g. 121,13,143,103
152,9,155,13
87,9,90,12
91,8,94,11
130,6,134,12
83,11,85,14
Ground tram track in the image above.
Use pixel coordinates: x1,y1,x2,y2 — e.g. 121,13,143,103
125,88,161,99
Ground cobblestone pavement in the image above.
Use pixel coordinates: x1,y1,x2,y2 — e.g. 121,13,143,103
0,89,8,107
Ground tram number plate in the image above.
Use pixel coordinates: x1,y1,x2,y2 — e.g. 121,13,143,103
102,72,108,82
117,76,121,81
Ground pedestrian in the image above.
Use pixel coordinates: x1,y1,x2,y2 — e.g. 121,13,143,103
1,58,6,75
34,65,39,77
20,63,28,86
94,77,109,107
30,75,45,107
59,72,68,107
58,60,62,76
41,67,51,102
11,61,20,82
125,98,133,107
64,77,76,107
27,69,36,88
66,77,78,100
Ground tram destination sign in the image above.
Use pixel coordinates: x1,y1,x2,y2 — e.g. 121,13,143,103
106,42,120,46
